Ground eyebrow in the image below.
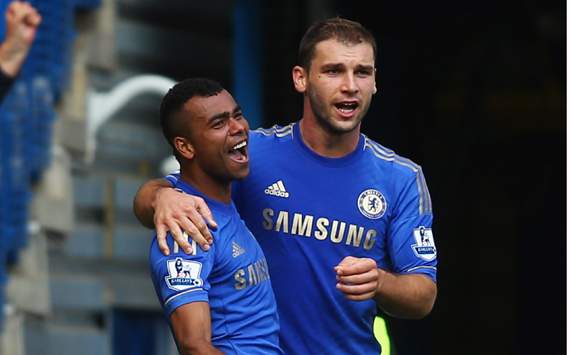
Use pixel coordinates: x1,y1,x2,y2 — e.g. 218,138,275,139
207,105,242,123
356,64,375,71
320,63,375,71
321,63,344,71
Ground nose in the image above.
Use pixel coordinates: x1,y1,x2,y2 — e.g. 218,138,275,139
228,116,248,135
340,73,358,94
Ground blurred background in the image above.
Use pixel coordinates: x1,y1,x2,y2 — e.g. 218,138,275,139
0,0,563,354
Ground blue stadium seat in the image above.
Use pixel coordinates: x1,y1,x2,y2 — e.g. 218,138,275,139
0,0,101,328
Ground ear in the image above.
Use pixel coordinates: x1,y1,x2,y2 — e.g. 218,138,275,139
373,68,378,94
292,66,307,93
174,136,195,160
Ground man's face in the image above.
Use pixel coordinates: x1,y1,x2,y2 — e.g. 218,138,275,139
180,90,250,181
304,39,376,134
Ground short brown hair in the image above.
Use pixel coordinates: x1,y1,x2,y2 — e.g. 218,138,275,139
298,17,377,71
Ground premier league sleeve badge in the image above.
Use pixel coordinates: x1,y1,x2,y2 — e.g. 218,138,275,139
165,257,204,291
411,226,437,261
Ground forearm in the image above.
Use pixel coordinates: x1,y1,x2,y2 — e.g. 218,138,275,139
133,178,171,228
171,302,223,355
374,272,437,319
178,341,224,355
0,41,29,77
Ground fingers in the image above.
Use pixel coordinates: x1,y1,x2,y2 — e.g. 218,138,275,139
335,257,377,276
156,224,170,256
23,9,41,27
336,282,377,301
335,257,380,301
336,272,378,301
180,216,210,252
4,1,40,52
7,2,38,23
186,207,213,250
152,188,219,255
337,269,378,285
194,197,217,231
167,220,193,254
336,255,358,267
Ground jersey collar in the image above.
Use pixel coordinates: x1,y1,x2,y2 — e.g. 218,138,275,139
292,121,366,167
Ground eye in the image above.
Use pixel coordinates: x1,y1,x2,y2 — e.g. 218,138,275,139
212,119,225,128
234,112,243,120
356,69,373,77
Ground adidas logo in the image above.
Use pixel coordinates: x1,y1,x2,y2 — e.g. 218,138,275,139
264,180,289,198
232,241,245,258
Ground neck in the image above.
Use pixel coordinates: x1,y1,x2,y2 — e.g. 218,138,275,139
299,116,361,158
179,165,232,204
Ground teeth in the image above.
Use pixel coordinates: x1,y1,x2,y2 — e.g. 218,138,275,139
337,102,358,111
232,141,247,151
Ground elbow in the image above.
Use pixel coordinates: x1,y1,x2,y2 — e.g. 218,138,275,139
386,281,437,319
410,283,438,319
176,339,194,355
176,339,211,355
410,301,434,319
177,342,194,355
132,192,155,229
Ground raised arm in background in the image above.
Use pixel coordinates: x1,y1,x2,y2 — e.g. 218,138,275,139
0,1,41,96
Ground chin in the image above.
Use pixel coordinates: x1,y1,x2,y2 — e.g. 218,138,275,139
338,121,360,130
315,113,361,134
328,121,361,134
232,167,250,180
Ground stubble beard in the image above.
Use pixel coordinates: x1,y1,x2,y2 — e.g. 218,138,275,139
308,88,365,136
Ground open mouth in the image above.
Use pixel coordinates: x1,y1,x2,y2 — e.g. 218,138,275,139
228,140,248,162
334,101,359,116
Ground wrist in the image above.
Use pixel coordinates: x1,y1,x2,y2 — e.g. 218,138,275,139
0,41,29,77
151,187,164,211
152,186,181,209
376,268,387,295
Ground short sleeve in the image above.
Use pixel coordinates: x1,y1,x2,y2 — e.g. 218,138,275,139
164,171,180,186
149,233,216,316
387,168,437,282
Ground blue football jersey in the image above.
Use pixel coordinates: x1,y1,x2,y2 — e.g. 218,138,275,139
166,122,437,355
149,179,282,355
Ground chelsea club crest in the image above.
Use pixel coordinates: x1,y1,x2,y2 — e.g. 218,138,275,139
357,189,387,219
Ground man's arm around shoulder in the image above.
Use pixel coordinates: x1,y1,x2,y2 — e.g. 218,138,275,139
133,178,171,229
170,302,224,355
